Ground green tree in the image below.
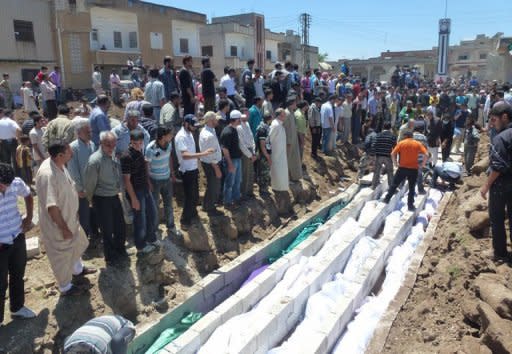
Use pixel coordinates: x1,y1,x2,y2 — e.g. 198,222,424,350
318,52,329,62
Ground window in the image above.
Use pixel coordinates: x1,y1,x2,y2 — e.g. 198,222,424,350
458,54,469,61
202,46,213,57
69,33,84,73
68,0,76,11
21,69,39,83
13,20,34,42
266,50,272,60
479,53,487,60
150,32,163,49
230,46,237,57
91,29,98,41
179,38,189,53
113,31,122,48
129,31,138,48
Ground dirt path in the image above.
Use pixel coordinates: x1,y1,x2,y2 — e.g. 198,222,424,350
1,106,359,353
383,136,512,354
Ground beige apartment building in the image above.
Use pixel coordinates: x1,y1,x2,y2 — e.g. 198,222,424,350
54,0,206,89
0,0,57,90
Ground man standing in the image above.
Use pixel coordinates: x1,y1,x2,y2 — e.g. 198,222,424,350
371,122,396,189
262,89,275,119
35,142,95,296
175,115,214,227
0,109,21,167
308,97,322,159
112,110,150,156
29,114,48,174
109,70,121,105
179,56,196,115
220,68,238,107
269,108,289,191
0,163,36,324
40,74,57,120
255,113,273,195
383,131,428,211
253,68,265,99
201,58,216,113
199,112,223,215
320,95,336,154
241,59,255,108
426,111,442,166
0,74,13,109
68,119,96,239
92,66,103,97
160,92,182,134
237,110,256,198
89,95,111,147
48,67,62,104
121,130,158,255
220,110,243,209
159,56,179,101
144,68,166,122
145,127,180,235
85,132,126,265
248,97,263,138
453,103,469,153
21,82,38,113
342,93,353,144
480,103,512,262
295,100,308,161
283,99,302,181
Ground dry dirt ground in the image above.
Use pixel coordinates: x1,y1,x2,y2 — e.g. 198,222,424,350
0,105,359,353
383,135,512,354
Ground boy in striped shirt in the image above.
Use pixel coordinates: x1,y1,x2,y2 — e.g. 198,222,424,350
145,127,181,236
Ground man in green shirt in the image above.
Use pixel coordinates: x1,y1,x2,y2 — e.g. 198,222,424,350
295,100,309,162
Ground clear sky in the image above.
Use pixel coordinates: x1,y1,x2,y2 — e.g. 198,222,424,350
150,0,511,60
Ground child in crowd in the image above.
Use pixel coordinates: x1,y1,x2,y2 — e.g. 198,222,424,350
16,135,33,186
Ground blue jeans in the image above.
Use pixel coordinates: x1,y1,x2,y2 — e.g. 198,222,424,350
322,128,332,153
151,178,175,229
223,158,241,204
153,106,161,124
132,189,157,250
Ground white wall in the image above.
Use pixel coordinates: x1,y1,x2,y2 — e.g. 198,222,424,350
224,32,254,60
0,0,55,62
90,7,139,52
172,20,201,57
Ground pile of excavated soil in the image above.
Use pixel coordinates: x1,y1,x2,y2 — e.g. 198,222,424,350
383,135,512,354
1,105,358,353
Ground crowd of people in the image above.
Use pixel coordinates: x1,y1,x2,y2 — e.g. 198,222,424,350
1,55,512,334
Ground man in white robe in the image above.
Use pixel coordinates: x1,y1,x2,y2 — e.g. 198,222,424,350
283,99,302,181
35,142,95,296
269,108,289,191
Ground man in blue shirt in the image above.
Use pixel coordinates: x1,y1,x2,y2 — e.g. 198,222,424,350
453,103,469,153
430,161,462,190
89,95,111,147
158,56,179,100
248,97,263,138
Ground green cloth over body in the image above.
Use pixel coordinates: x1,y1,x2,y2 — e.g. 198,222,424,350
145,312,202,354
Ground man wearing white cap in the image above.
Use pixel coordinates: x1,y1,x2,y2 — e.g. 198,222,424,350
220,110,243,209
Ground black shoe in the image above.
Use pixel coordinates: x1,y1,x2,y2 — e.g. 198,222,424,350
383,197,390,204
207,209,224,217
408,205,416,212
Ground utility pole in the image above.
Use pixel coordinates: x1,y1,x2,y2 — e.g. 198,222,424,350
299,13,311,70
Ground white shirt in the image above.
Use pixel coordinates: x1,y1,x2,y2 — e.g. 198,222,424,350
236,121,256,159
253,76,265,98
320,102,334,129
175,127,198,172
22,87,37,112
199,126,222,164
0,177,30,245
40,80,56,101
220,74,236,96
0,117,20,140
29,127,47,161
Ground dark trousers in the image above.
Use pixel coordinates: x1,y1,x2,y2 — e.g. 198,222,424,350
0,139,17,168
489,182,512,257
92,195,126,261
351,115,361,145
241,155,254,197
204,96,215,113
132,189,157,250
464,144,477,173
202,162,220,212
385,167,418,208
183,99,195,115
181,169,199,224
310,127,322,157
0,234,26,323
441,140,452,162
45,99,57,120
78,196,97,238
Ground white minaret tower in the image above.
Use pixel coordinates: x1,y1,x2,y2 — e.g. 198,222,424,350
437,18,451,77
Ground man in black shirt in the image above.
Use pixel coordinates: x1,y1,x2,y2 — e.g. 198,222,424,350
480,102,512,262
140,104,158,141
201,58,216,113
179,55,195,115
120,130,158,255
371,122,397,189
220,110,243,208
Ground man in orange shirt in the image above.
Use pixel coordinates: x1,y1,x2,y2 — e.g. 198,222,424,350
383,131,428,211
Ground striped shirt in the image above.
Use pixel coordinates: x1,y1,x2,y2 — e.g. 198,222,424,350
145,140,172,180
0,177,30,245
373,130,397,157
63,315,135,354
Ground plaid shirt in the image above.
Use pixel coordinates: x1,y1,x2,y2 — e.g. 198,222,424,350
0,177,30,244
